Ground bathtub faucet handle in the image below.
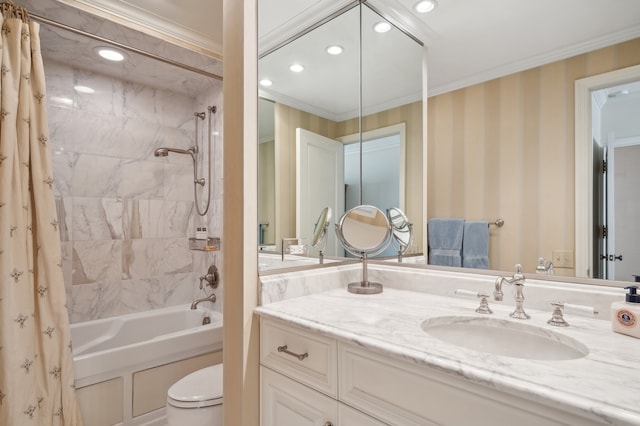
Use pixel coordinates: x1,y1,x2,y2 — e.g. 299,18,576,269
199,265,219,289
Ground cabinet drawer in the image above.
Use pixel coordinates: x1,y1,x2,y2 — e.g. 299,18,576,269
261,318,337,397
261,367,337,426
339,343,602,426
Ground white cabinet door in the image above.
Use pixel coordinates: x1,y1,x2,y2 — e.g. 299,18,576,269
261,366,337,426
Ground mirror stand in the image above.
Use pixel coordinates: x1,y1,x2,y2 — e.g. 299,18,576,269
348,253,383,294
336,205,392,295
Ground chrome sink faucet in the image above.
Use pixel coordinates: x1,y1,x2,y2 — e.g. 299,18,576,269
494,264,530,319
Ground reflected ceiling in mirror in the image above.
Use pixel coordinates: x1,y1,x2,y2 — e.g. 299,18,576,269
258,3,422,122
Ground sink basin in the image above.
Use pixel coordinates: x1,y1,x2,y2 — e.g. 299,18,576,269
421,316,588,360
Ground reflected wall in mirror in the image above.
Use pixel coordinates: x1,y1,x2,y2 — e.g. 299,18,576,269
258,1,424,270
258,98,275,247
427,37,640,282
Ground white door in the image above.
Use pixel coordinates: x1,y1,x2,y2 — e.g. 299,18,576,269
261,367,338,426
296,128,345,257
610,141,640,281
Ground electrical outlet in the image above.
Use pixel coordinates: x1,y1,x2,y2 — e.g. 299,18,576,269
552,250,574,268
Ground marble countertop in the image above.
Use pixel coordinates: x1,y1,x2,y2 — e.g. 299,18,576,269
255,287,640,425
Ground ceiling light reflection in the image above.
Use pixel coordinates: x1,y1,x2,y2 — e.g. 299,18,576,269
373,21,391,33
289,64,304,73
326,45,343,55
414,0,438,13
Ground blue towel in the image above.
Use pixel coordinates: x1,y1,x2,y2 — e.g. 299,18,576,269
462,221,489,269
427,219,464,267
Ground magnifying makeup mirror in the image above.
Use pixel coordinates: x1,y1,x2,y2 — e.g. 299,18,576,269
335,205,392,294
387,207,413,262
311,207,332,264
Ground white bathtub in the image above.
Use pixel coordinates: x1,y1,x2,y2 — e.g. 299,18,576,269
71,305,223,426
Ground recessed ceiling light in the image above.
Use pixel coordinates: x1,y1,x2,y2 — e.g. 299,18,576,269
373,21,392,33
414,0,437,13
260,79,273,87
74,85,95,94
96,47,125,62
326,45,343,55
289,64,304,73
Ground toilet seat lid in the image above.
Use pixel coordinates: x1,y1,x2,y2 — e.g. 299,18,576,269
168,364,223,402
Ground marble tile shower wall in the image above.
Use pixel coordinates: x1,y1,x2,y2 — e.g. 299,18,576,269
45,59,224,323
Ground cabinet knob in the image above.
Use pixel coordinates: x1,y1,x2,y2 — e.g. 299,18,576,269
323,422,333,426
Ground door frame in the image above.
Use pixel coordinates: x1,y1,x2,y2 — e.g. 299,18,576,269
574,64,640,278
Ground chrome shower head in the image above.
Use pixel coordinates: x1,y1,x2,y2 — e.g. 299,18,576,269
154,147,193,157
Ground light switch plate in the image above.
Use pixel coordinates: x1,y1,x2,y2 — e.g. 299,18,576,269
552,250,574,268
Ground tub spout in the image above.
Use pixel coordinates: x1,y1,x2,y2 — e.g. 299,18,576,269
190,292,216,310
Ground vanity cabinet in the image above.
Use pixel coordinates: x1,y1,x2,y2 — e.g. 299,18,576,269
261,367,337,426
260,318,605,426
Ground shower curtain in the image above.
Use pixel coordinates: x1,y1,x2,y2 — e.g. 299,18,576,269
0,4,82,425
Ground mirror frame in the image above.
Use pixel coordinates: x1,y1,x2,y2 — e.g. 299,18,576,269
336,205,392,257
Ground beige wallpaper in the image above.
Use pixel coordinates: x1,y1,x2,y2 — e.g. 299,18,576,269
427,38,640,274
258,140,276,245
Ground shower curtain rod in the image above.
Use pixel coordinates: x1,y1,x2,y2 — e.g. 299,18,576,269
29,12,223,81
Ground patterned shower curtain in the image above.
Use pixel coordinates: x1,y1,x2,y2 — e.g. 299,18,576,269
0,4,82,425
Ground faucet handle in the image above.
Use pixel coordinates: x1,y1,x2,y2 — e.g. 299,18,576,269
199,265,219,289
547,302,570,327
475,292,493,314
454,289,493,314
547,302,598,327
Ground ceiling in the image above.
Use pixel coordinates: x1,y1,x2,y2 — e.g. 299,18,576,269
53,0,640,112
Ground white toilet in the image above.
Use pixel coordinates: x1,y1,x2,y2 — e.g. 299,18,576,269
166,364,223,426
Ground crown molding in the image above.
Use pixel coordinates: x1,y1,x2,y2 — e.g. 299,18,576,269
428,26,640,97
58,0,222,58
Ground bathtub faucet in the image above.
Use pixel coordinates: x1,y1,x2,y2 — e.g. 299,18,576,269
190,292,217,310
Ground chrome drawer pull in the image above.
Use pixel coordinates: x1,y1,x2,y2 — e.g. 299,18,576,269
277,345,308,361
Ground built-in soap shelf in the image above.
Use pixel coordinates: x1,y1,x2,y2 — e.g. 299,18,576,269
189,237,220,251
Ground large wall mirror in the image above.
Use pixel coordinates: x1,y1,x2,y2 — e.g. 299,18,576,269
257,0,424,270
257,0,639,286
